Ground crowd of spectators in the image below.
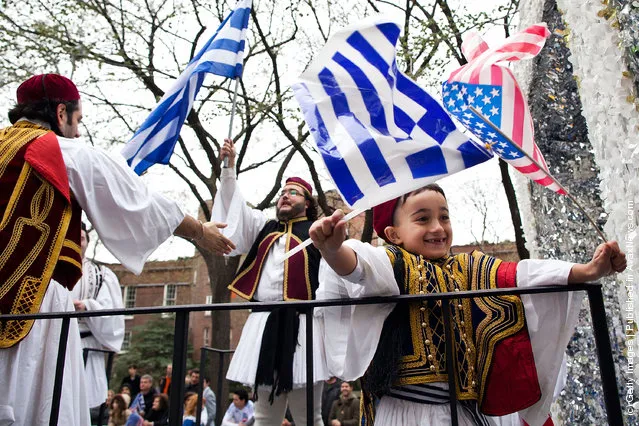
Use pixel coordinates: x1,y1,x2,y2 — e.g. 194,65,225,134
95,364,359,426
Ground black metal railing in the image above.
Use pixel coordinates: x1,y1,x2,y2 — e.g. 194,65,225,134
82,348,116,426
2,283,624,426
195,347,234,426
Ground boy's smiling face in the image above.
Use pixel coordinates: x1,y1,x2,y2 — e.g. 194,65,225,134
385,189,453,259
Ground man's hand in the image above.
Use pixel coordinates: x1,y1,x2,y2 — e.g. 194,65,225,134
331,420,341,426
309,209,347,255
220,138,236,168
197,221,236,255
281,420,292,426
73,299,86,311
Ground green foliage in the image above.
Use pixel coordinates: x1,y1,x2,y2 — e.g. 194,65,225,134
111,316,196,389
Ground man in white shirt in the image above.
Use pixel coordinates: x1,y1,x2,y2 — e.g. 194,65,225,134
213,138,328,426
221,389,254,426
0,73,236,426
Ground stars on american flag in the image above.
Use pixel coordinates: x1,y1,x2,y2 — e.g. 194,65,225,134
441,82,522,160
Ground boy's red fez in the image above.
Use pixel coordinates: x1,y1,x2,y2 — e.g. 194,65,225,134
372,197,400,243
17,74,80,104
285,177,313,195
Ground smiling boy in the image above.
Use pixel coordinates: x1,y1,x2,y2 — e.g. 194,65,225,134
310,184,626,426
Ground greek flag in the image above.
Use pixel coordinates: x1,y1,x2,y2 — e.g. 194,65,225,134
122,0,252,175
293,16,493,210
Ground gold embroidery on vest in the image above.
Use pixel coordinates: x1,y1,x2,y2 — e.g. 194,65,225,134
385,248,525,403
0,124,75,348
63,239,82,254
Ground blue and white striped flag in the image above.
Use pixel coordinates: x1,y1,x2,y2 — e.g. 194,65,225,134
122,0,252,175
292,17,493,210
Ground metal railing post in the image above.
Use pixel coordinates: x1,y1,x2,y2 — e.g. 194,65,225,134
587,284,624,426
169,311,190,425
305,307,314,426
196,347,206,426
49,317,70,426
96,351,115,426
441,300,459,426
216,351,226,426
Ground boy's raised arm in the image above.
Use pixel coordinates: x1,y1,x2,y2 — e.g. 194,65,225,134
310,209,358,276
568,241,627,283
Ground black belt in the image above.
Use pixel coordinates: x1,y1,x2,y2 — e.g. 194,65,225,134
80,330,93,339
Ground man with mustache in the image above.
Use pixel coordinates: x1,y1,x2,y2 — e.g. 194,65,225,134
213,138,329,426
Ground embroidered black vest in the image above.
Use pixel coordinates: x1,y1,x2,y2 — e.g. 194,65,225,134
228,216,321,300
361,246,537,423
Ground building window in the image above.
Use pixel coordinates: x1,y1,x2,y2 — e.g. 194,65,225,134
205,295,213,317
123,286,136,319
162,284,177,318
122,331,132,351
203,327,210,347
164,284,177,306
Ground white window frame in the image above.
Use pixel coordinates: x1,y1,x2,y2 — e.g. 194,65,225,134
205,295,213,317
122,286,136,319
121,331,132,352
203,327,210,347
162,284,177,318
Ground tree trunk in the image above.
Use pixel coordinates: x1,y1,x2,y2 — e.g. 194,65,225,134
498,158,530,260
360,209,374,243
200,251,241,419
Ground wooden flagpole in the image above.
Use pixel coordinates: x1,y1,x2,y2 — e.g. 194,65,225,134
469,106,607,243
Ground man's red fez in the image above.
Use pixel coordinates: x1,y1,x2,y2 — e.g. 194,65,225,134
372,197,400,244
17,74,80,104
285,177,313,195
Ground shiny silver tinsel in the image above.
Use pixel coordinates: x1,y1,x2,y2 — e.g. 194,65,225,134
527,0,636,424
611,0,639,99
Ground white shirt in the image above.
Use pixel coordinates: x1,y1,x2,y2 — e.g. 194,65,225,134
212,167,287,301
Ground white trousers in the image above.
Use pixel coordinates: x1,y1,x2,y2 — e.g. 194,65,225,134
254,382,323,426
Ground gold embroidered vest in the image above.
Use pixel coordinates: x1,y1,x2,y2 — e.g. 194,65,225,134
0,122,83,348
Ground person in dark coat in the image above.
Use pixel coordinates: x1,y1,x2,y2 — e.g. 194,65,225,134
121,365,141,399
328,382,359,426
143,394,169,426
321,378,343,426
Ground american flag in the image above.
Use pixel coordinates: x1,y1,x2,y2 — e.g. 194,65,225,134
443,24,565,195
122,0,252,175
293,17,492,211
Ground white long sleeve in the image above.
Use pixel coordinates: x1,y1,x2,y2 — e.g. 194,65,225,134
212,167,268,255
59,138,185,274
211,168,290,302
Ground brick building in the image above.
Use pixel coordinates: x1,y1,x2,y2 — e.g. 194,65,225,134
109,255,249,361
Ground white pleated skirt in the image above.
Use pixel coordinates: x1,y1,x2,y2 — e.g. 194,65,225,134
374,396,522,426
226,311,330,388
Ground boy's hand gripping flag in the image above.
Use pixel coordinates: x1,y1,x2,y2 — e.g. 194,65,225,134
442,24,566,194
121,0,252,175
292,16,493,212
